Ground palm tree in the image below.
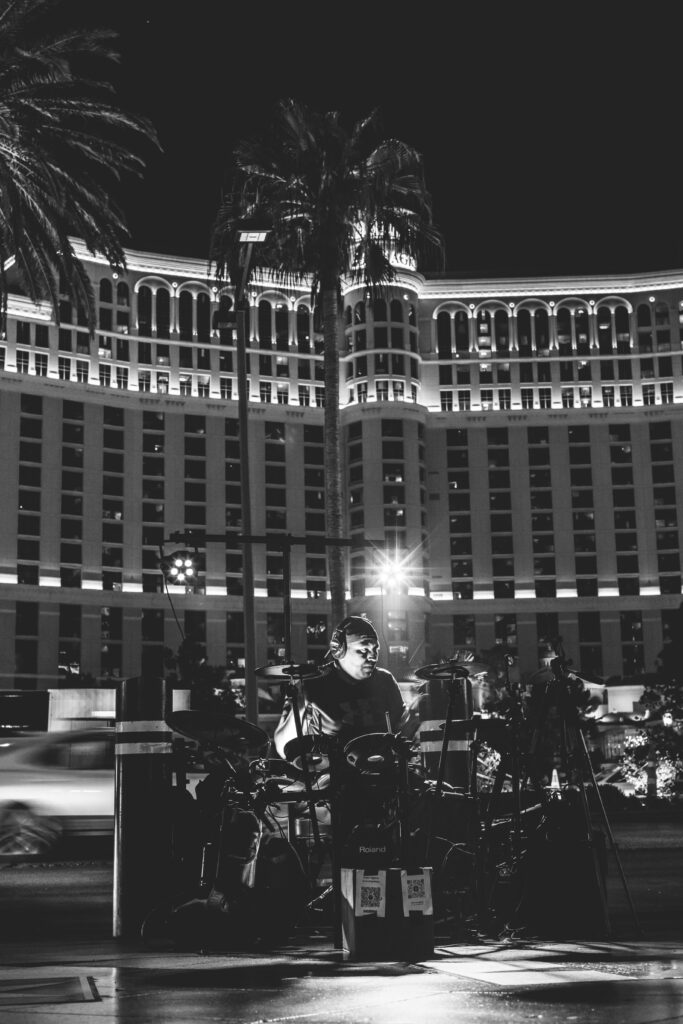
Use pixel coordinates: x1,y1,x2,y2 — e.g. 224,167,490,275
210,99,443,627
0,0,158,328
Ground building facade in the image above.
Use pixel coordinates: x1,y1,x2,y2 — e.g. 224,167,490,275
1,241,682,716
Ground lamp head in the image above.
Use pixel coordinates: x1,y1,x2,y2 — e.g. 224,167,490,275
159,548,199,588
237,216,271,244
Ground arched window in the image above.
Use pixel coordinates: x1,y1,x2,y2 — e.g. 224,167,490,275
297,305,311,352
493,309,509,352
275,303,289,351
574,306,590,353
137,286,152,336
517,309,531,356
345,305,352,326
373,298,387,321
636,303,651,328
156,288,170,339
596,305,612,354
116,282,129,307
408,304,416,326
390,299,403,322
637,303,653,354
614,304,630,336
213,295,234,344
99,278,113,303
354,301,366,325
179,292,193,341
454,310,469,353
437,312,452,358
258,300,272,348
534,308,549,352
197,293,210,341
555,306,571,348
476,310,492,356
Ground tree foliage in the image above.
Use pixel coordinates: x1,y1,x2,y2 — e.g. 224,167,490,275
210,99,443,623
210,99,444,294
611,604,683,800
0,0,159,328
641,602,683,721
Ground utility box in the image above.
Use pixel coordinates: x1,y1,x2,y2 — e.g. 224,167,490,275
340,866,434,961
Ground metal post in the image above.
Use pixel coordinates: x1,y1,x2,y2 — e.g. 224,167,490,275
282,537,293,662
113,676,174,940
235,245,258,725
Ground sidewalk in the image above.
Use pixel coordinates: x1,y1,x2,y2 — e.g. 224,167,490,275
1,922,682,1019
0,822,680,1018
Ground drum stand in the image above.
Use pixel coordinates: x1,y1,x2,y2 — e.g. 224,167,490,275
412,662,485,937
421,663,475,865
279,673,324,858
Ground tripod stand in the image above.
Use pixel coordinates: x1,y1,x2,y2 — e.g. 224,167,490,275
513,639,641,939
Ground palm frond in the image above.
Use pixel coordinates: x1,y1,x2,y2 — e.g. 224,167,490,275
0,0,160,330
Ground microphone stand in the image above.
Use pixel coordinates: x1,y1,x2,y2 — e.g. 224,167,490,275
504,655,524,863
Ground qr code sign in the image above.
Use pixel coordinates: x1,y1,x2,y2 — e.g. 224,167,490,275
406,876,426,901
359,883,381,909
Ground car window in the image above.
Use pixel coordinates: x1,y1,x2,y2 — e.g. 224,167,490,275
36,735,115,771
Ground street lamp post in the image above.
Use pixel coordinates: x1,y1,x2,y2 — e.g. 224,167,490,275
234,228,268,724
162,529,352,679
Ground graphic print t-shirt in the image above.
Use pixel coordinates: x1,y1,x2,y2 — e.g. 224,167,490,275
300,664,406,743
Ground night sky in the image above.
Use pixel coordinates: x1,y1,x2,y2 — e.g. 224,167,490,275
95,2,683,279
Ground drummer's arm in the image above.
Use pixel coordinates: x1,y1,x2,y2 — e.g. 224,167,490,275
386,674,420,739
396,702,420,739
273,695,304,758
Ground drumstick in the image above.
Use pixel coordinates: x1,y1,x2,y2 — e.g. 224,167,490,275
385,711,392,733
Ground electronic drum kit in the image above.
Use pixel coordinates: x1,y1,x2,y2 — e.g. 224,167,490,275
165,648,640,943
165,655,512,937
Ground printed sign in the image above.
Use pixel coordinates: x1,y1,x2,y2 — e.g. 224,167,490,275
400,868,433,916
354,870,387,918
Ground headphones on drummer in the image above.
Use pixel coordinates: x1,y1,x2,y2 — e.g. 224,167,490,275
328,615,378,661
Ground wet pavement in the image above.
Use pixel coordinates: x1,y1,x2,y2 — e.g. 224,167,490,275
1,931,682,1023
0,820,680,1022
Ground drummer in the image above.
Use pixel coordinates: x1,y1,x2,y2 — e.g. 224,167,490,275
273,614,416,759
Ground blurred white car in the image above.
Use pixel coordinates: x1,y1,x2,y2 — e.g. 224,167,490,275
0,728,115,858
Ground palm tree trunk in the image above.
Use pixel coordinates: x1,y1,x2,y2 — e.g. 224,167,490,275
322,286,346,626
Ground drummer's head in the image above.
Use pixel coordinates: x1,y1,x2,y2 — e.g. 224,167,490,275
328,615,379,681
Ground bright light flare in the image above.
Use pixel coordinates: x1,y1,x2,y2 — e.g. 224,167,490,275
376,556,409,591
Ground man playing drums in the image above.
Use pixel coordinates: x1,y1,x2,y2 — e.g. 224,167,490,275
273,615,415,757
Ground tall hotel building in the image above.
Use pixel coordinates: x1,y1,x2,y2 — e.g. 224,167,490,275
1,240,682,713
